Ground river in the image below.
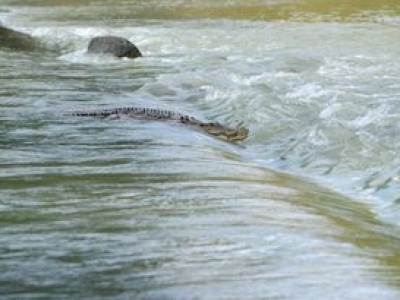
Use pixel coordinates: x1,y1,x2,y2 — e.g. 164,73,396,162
1,0,400,299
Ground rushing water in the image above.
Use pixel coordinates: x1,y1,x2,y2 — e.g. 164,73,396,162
1,0,400,299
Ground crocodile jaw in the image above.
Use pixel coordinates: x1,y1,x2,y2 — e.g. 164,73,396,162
204,125,249,142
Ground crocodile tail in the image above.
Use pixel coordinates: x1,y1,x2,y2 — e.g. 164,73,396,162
70,111,91,116
71,110,113,117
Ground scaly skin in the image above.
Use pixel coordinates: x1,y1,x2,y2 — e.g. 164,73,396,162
70,107,249,142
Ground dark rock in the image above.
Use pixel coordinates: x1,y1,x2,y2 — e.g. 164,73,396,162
87,36,142,59
0,25,41,51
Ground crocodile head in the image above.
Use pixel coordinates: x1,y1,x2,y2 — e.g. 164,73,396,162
200,122,249,142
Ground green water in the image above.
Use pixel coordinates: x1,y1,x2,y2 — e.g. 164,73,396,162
1,0,400,299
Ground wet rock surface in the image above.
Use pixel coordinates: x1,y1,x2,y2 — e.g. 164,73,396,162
87,35,142,58
0,25,42,51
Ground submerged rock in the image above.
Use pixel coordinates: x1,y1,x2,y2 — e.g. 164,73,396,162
0,25,41,51
87,36,142,59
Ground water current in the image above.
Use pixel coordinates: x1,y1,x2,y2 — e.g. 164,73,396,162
1,0,400,299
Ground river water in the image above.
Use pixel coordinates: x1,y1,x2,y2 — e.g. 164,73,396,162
1,0,400,299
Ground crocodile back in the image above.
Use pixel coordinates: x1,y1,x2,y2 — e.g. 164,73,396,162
70,106,249,142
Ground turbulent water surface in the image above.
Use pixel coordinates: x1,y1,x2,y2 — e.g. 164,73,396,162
1,0,400,299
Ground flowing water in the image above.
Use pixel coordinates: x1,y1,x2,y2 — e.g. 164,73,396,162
1,0,400,299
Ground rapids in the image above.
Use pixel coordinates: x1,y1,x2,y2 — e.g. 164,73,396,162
1,1,400,298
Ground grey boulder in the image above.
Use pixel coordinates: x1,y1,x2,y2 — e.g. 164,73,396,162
0,25,42,51
87,36,142,59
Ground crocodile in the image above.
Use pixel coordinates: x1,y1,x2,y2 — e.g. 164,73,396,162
70,107,249,142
